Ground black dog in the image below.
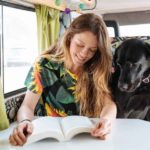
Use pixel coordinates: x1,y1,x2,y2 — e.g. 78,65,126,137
111,38,150,121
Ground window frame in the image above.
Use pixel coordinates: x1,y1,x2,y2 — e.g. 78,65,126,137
104,20,120,37
0,1,35,98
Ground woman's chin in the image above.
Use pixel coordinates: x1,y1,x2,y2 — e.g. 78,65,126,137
72,59,83,67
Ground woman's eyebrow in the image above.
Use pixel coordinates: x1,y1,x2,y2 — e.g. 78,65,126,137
77,39,84,44
77,39,97,49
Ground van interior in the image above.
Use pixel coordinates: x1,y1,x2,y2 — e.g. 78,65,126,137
0,0,150,123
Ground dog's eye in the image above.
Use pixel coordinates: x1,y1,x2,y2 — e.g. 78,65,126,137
117,62,121,68
129,63,133,68
128,62,136,68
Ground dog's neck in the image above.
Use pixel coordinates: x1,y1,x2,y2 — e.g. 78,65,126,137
142,67,150,84
143,74,150,83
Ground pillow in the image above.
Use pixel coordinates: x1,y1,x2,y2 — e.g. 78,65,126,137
111,36,150,54
0,79,9,130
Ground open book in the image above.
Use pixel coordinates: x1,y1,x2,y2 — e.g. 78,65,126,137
26,116,94,144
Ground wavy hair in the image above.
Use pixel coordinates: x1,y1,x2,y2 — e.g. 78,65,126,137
41,13,112,117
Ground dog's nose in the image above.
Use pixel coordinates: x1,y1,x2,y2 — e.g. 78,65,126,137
118,83,129,91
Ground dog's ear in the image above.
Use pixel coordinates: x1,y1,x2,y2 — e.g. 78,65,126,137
145,42,150,57
113,44,120,69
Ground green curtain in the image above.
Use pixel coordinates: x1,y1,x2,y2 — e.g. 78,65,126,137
0,79,9,131
35,5,60,52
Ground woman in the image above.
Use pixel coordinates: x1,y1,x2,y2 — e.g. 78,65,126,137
9,13,116,146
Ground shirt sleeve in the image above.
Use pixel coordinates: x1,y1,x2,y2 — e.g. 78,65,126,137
24,58,43,95
24,57,61,95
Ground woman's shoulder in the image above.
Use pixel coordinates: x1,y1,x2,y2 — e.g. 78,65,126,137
35,55,65,71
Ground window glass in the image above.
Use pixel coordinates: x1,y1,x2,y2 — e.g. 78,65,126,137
120,24,150,36
3,6,38,93
71,11,80,21
107,27,115,37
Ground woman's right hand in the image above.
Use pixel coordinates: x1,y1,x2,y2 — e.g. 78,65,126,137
9,121,33,146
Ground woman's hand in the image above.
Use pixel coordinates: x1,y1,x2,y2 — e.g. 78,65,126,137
91,118,113,140
9,121,33,146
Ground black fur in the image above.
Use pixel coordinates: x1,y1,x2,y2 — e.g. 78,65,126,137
111,39,150,121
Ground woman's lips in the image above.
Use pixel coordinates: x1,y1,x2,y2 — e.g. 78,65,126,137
75,54,85,62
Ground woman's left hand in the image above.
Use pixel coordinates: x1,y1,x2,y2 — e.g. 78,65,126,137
91,118,113,140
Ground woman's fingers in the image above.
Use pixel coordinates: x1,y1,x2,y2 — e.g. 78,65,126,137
9,122,33,146
17,126,27,143
91,119,112,140
97,133,110,140
9,134,17,146
91,127,111,138
10,127,24,146
91,122,102,135
26,123,33,134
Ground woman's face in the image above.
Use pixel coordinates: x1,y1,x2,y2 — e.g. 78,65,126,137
69,31,98,68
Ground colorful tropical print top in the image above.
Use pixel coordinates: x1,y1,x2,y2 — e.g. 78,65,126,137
25,56,79,117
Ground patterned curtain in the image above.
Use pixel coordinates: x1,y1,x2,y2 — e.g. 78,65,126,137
35,5,60,52
0,79,9,131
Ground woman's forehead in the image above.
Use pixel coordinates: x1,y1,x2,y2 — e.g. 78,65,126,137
73,31,98,47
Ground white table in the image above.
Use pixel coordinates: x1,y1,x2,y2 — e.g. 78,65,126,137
0,119,150,150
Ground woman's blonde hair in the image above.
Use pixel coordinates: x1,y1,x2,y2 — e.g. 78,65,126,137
41,13,112,117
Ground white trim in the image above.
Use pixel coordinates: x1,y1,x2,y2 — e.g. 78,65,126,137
3,0,34,8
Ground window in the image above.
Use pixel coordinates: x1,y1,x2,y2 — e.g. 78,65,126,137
120,24,150,36
1,4,38,94
107,27,115,37
71,11,81,21
104,20,120,37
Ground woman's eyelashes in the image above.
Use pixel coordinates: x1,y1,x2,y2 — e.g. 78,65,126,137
89,48,97,53
76,43,84,48
76,43,96,53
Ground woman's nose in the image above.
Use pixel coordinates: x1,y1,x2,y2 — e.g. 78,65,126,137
80,48,89,57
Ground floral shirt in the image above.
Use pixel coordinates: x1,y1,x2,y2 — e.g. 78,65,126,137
25,57,79,117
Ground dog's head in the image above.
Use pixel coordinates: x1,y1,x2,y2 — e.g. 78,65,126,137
113,39,150,92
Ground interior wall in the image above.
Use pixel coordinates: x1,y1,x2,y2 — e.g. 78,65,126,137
103,11,150,25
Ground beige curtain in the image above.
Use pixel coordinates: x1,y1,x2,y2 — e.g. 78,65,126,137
0,79,9,131
35,5,60,52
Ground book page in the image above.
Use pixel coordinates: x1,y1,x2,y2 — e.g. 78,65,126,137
26,116,64,144
61,116,94,141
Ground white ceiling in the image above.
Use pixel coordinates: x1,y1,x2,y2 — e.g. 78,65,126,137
92,0,150,14
6,0,150,14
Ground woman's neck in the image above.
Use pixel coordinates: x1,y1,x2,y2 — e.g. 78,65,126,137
66,63,82,76
70,67,82,76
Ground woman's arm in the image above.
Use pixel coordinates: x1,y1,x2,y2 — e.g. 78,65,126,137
100,95,117,120
91,95,117,140
9,90,41,146
17,90,41,122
